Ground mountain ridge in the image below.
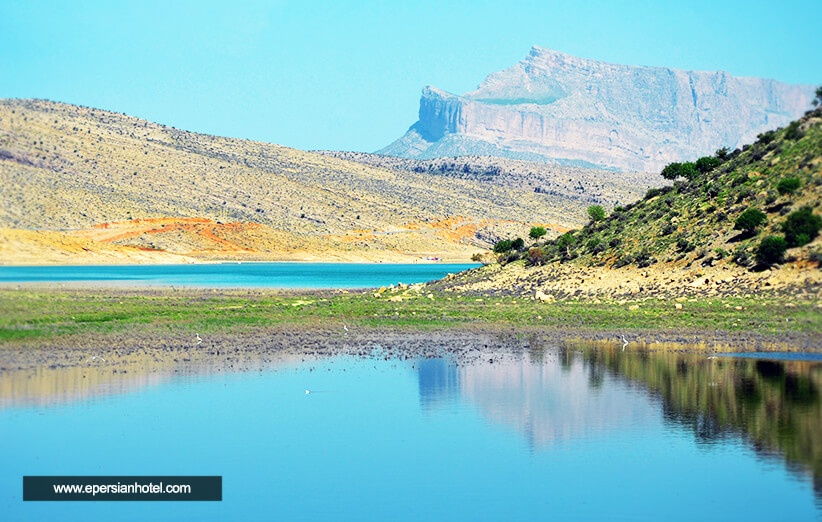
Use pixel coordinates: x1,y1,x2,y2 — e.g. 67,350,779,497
380,47,815,171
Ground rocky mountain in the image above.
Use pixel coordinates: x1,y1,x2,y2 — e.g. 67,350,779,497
380,47,815,172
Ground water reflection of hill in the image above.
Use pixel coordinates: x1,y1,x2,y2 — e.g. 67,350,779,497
418,351,657,449
575,345,822,501
0,352,303,409
419,344,822,502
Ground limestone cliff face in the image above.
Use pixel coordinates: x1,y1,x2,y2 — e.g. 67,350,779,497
380,47,815,171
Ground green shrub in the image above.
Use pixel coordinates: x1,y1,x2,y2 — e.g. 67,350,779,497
734,208,767,233
679,162,699,180
528,226,547,240
784,121,804,140
493,239,513,253
511,237,525,251
587,205,606,222
776,177,801,195
586,238,601,250
755,236,788,265
645,187,665,199
757,130,776,144
660,162,682,180
695,156,721,174
782,206,822,247
556,232,576,258
497,251,521,266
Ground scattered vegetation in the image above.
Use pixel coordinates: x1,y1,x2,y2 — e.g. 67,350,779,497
489,107,822,271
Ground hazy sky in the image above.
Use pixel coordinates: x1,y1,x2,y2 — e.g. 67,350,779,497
2,1,819,152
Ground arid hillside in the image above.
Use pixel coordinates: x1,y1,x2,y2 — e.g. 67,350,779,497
316,151,663,209
0,99,642,264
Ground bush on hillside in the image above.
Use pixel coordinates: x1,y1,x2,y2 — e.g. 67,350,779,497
734,208,767,233
755,236,788,266
777,177,801,195
784,121,804,140
529,226,547,240
556,232,576,258
695,156,721,174
660,162,682,180
493,239,513,253
587,205,606,222
679,162,699,180
782,206,822,247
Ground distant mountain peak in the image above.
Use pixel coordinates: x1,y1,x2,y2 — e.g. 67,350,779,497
381,48,815,171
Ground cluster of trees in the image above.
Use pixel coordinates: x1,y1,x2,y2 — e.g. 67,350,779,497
493,209,605,262
660,155,723,180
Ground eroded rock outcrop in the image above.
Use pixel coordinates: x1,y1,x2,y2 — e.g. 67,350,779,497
380,47,814,171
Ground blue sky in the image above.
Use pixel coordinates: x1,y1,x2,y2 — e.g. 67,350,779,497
1,0,819,152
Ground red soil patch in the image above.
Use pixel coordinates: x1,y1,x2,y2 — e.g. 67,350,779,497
86,218,262,252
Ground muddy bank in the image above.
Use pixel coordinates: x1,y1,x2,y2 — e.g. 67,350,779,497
2,324,818,374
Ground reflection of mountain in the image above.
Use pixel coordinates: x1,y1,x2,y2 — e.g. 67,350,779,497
417,347,822,502
577,346,822,502
417,358,459,411
418,351,656,449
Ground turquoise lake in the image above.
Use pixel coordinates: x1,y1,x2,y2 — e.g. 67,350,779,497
1,343,820,520
0,263,479,288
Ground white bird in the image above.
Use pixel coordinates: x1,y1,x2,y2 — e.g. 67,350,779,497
707,355,718,360
621,334,629,351
305,390,310,395
343,325,348,332
196,334,202,345
86,356,105,363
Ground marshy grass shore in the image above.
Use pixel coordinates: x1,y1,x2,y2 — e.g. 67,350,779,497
0,284,820,372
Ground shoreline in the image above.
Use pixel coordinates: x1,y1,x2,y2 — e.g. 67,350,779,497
2,285,820,372
3,324,820,374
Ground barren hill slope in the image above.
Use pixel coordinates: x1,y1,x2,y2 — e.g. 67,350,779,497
0,99,619,264
317,151,663,209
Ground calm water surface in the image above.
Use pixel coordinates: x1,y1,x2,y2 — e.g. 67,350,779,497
0,263,479,288
1,344,820,520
